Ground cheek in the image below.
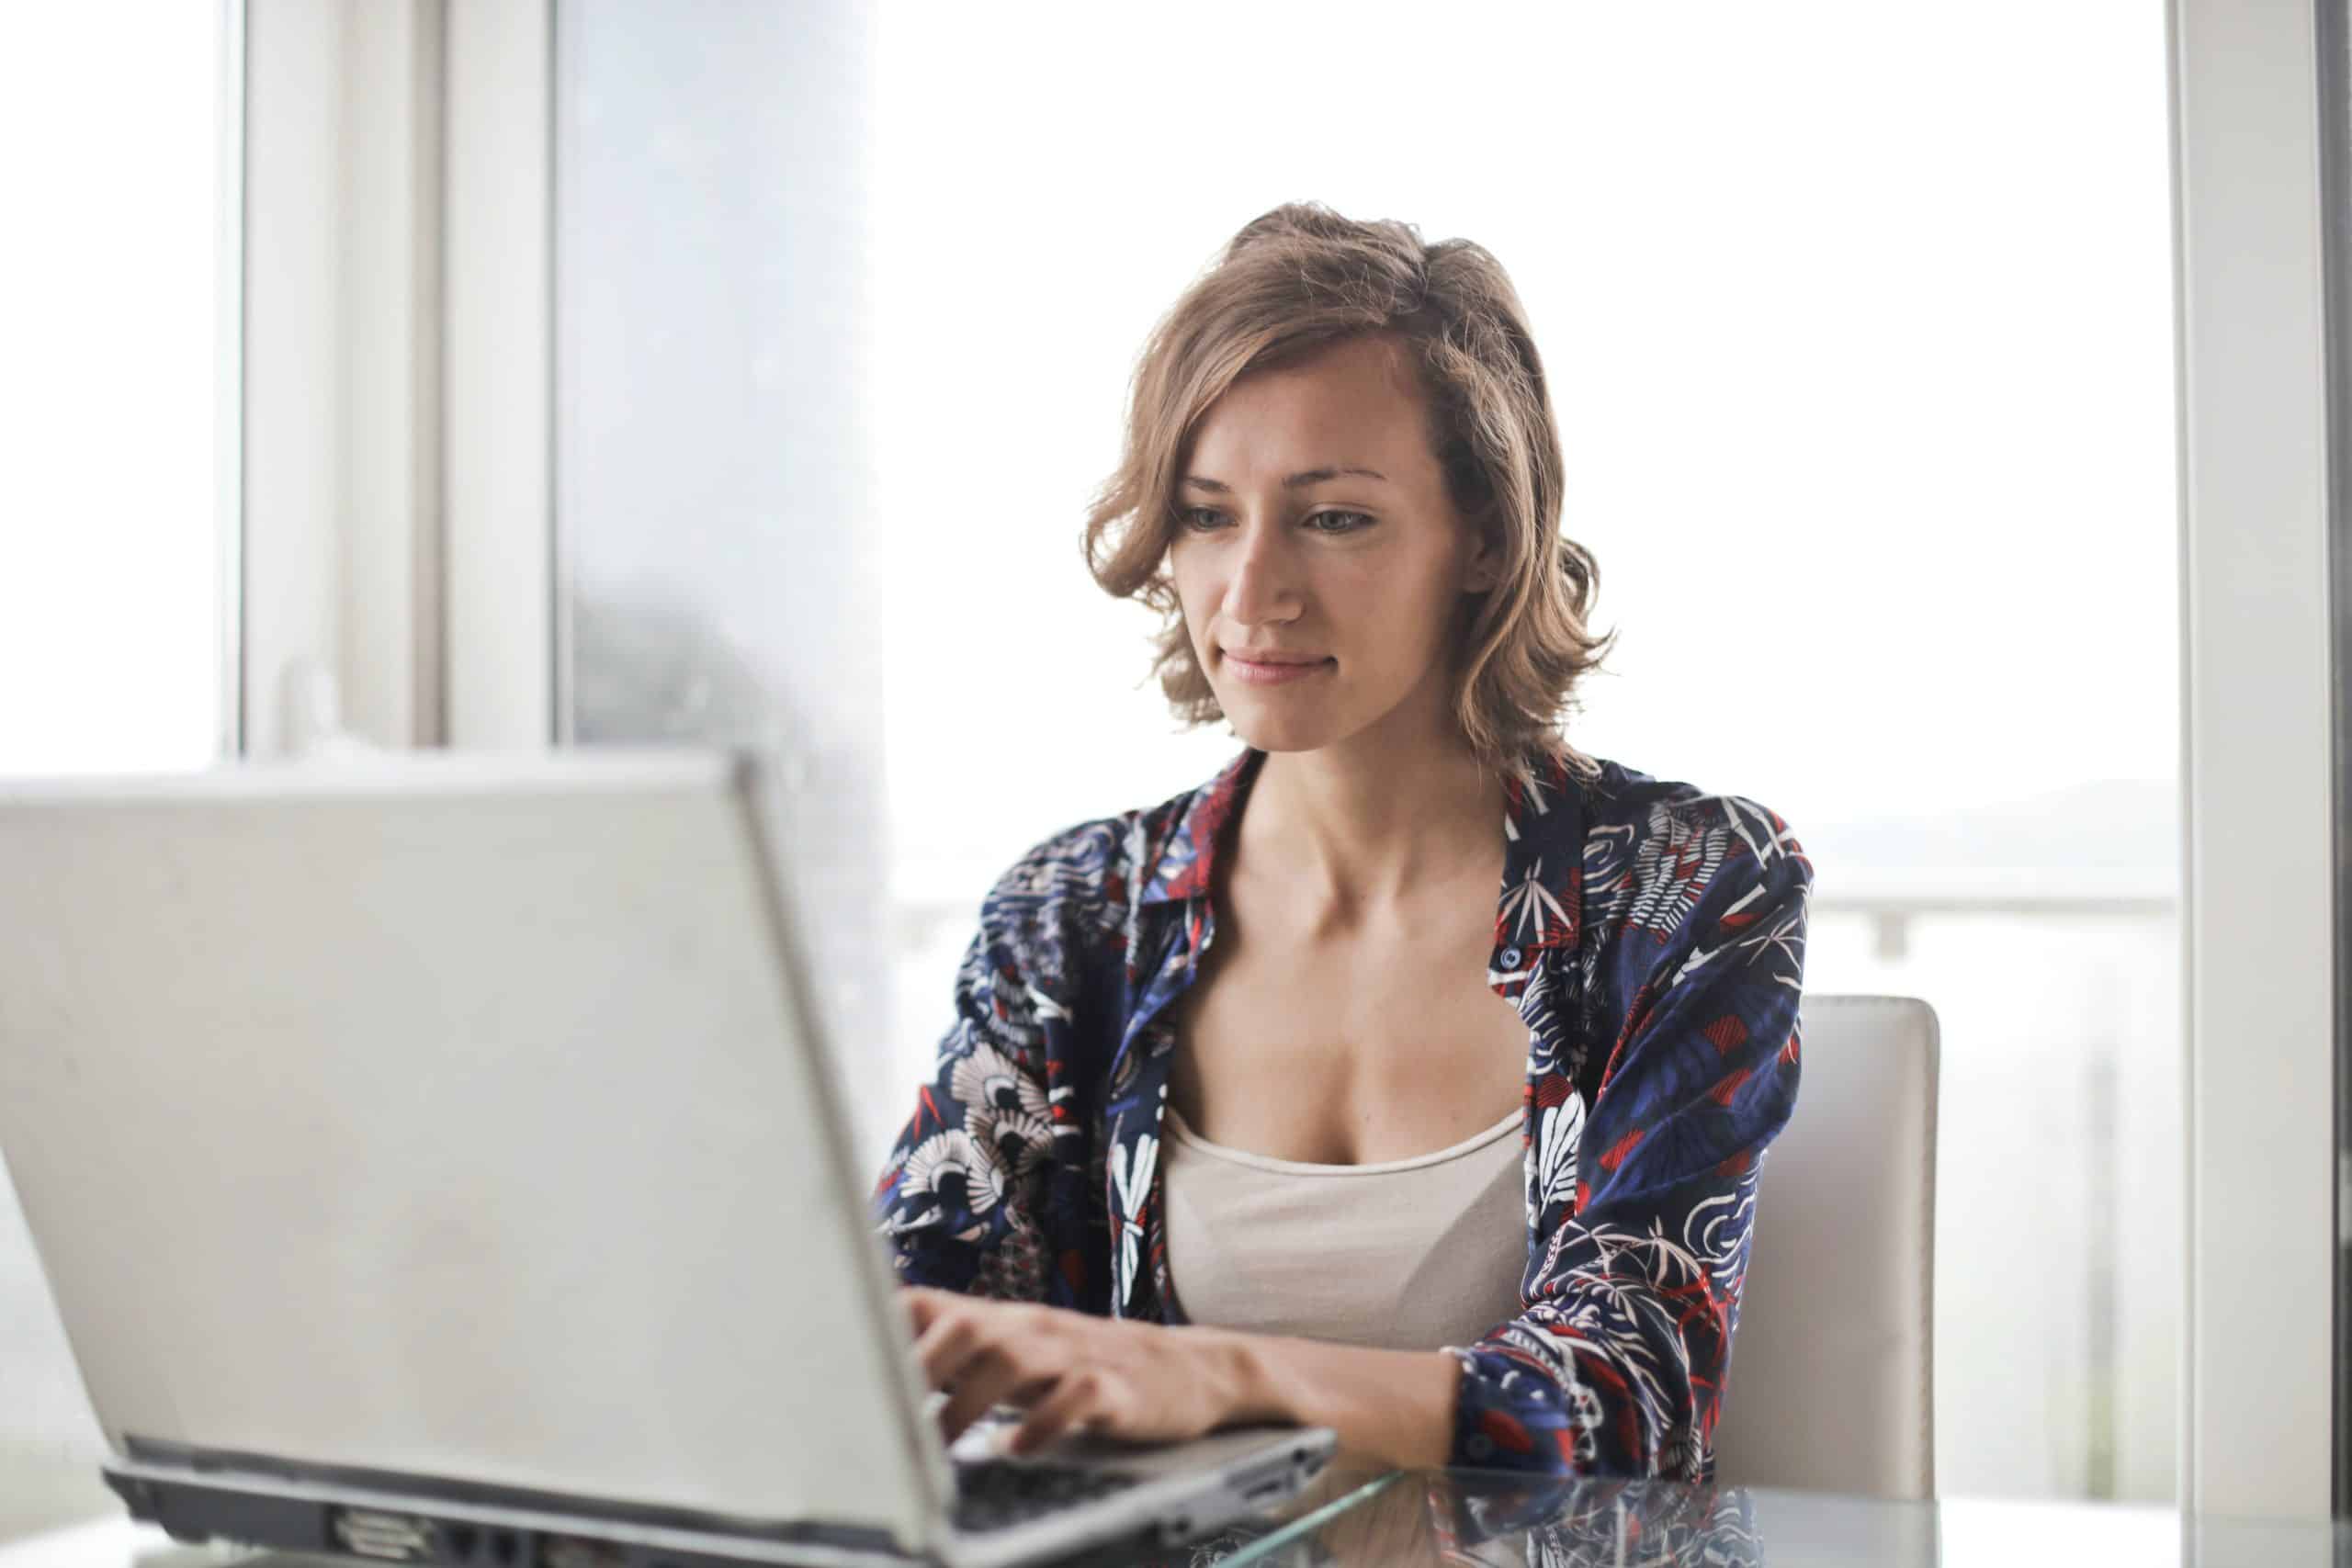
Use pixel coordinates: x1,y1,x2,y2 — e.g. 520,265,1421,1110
1350,556,1440,626
1350,558,1463,667
1167,549,1213,627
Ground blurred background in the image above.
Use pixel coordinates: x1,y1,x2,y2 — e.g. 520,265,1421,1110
1,0,2183,1536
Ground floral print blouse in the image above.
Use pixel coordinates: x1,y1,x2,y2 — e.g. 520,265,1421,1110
870,744,1813,1480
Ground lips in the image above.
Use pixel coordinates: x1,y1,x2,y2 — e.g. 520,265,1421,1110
1221,649,1334,688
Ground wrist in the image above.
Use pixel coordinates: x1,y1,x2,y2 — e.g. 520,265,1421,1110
1184,1325,1295,1427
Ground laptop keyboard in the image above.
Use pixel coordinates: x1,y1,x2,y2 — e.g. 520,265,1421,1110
950,1458,1144,1534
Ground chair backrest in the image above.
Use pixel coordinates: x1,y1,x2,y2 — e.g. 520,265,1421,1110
1711,994,1939,1501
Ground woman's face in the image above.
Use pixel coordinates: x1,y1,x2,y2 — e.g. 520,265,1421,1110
1169,333,1498,760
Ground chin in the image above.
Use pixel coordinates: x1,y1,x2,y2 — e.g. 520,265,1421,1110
1215,695,1345,756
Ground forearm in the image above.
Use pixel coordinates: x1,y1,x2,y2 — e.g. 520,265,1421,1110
1193,1326,1463,1470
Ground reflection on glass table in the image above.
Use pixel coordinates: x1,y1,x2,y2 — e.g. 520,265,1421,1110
0,1466,2337,1568
1152,1463,2335,1568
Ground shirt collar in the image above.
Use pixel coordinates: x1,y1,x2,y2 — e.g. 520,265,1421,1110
1137,747,1262,907
1137,746,1588,973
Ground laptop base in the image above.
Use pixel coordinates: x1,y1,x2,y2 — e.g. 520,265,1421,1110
106,1458,919,1568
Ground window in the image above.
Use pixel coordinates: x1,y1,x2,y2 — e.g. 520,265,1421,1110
0,0,235,1539
556,0,2177,1501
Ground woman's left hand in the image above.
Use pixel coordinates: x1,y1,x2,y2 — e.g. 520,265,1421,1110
901,1287,1261,1456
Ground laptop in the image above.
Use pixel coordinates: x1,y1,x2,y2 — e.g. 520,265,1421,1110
0,750,1335,1568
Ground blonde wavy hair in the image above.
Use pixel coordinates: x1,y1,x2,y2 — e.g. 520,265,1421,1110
1082,202,1616,783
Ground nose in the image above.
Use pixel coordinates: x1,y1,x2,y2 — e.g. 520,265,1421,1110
1223,513,1301,629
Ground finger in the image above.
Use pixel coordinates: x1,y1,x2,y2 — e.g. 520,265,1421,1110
913,1310,993,1392
900,1286,953,1337
937,1347,1056,1446
1010,1368,1114,1456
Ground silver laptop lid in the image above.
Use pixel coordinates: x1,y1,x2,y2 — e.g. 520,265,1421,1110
0,750,948,1550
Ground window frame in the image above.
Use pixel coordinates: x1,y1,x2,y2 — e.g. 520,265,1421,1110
2168,0,2341,1521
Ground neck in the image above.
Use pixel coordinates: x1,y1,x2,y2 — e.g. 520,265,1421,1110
1239,727,1506,912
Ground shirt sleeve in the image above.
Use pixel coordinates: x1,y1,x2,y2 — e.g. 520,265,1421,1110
869,832,1103,1309
1441,807,1813,1478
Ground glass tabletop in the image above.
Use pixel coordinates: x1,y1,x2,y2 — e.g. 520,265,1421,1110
6,1463,2347,1568
1173,1463,2352,1568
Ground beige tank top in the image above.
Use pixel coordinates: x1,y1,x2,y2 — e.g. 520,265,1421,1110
1159,1101,1529,1352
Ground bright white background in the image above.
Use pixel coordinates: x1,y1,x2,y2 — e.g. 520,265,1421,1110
869,3,2178,884
0,6,224,777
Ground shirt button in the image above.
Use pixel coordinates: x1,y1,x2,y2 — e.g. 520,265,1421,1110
1498,946,1523,968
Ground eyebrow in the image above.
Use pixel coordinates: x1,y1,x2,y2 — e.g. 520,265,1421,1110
1178,466,1390,493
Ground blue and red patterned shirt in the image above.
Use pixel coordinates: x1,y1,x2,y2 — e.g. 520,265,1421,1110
871,744,1812,1480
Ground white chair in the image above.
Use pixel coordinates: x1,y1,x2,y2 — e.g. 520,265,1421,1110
1711,994,1939,1501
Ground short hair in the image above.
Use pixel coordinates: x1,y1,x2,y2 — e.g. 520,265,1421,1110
1082,201,1616,784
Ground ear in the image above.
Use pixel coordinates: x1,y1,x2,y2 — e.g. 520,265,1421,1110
1462,524,1505,593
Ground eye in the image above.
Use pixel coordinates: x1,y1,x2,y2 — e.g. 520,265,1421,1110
1177,506,1229,532
1306,510,1375,535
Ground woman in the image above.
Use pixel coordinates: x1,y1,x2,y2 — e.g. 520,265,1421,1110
872,202,1812,1482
